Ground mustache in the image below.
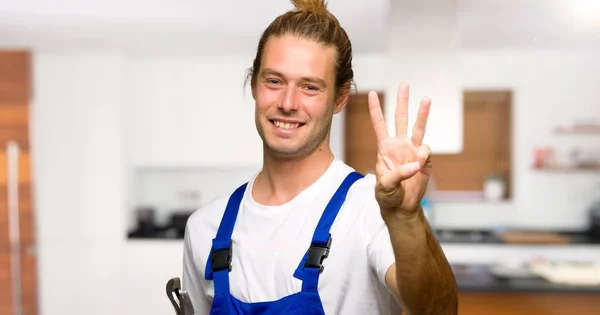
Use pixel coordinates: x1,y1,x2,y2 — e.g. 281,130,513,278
275,108,298,117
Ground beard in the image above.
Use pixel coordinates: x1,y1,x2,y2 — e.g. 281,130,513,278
255,110,333,160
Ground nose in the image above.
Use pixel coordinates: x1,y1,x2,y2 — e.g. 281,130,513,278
278,85,299,112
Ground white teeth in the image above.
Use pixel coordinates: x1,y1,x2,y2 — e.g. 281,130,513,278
273,120,300,130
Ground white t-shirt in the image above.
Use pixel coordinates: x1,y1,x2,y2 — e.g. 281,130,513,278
182,159,401,315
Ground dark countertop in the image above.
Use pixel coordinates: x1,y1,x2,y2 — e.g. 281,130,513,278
434,229,600,245
128,225,600,246
453,264,600,294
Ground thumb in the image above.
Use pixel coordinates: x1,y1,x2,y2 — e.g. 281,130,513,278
417,144,432,175
379,162,420,190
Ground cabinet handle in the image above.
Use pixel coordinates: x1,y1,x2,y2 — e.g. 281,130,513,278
7,141,23,315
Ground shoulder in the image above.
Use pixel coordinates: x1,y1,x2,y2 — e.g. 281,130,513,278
331,160,376,204
185,194,231,250
183,194,232,279
334,166,386,240
329,159,376,191
350,173,377,195
346,173,379,219
328,160,378,213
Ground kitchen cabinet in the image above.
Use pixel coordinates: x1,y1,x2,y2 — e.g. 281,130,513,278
454,264,600,315
398,292,600,315
458,292,600,315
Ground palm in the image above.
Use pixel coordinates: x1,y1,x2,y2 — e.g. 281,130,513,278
368,83,432,215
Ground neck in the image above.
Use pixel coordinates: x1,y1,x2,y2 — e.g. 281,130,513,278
253,142,335,206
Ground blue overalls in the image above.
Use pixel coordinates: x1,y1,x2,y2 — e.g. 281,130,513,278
204,172,363,314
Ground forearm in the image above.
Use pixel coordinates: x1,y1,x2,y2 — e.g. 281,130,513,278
384,207,458,315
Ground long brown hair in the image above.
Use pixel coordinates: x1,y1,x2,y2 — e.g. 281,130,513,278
246,0,354,99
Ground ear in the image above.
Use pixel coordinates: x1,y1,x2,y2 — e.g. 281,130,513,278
333,82,351,114
246,71,257,100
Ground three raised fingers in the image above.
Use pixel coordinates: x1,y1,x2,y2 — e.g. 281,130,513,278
368,84,431,145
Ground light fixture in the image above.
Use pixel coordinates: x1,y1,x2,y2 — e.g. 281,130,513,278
571,0,600,21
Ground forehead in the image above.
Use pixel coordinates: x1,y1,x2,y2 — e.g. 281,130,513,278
260,34,336,82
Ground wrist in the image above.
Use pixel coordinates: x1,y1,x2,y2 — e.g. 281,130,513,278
382,205,425,230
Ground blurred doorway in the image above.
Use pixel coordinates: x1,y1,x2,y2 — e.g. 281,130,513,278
344,92,384,174
1,51,38,315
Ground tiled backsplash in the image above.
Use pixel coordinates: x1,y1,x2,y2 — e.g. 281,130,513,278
128,165,261,231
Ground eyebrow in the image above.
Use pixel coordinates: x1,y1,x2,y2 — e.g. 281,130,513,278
261,68,328,87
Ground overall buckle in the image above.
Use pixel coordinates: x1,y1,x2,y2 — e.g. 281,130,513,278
304,237,332,273
211,246,232,272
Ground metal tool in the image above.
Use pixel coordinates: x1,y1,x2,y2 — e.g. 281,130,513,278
166,277,195,315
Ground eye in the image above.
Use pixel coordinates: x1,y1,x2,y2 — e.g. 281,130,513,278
304,85,319,92
265,78,281,86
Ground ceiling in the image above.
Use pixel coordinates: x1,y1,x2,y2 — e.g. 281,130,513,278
458,0,600,51
0,0,389,54
0,0,599,54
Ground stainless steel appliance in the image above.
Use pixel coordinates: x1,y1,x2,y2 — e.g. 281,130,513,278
589,199,600,241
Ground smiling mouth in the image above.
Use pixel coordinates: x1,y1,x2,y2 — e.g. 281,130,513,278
270,120,305,130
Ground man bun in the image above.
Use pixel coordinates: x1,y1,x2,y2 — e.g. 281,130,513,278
291,0,328,14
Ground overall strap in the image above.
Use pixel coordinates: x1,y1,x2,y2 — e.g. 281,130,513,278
204,182,247,285
295,171,364,291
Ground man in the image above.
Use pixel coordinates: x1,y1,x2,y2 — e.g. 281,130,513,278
182,0,458,314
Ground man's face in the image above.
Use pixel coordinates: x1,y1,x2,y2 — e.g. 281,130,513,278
253,34,345,159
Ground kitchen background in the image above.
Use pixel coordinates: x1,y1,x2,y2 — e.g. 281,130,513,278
1,0,600,315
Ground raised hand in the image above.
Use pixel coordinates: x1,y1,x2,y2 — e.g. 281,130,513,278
367,82,432,218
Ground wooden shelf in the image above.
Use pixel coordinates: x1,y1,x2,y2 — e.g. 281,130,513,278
533,165,600,172
554,126,600,135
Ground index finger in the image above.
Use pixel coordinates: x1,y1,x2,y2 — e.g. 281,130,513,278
368,91,388,142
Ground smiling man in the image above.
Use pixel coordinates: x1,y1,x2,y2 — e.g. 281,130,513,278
182,0,458,314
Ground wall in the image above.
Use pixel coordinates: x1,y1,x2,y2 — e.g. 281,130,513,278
31,52,188,315
435,50,600,230
31,53,127,314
